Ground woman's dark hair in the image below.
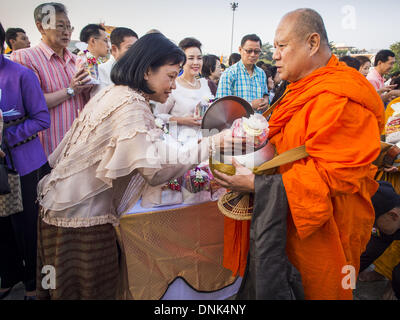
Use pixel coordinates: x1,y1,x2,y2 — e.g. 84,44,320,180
229,53,241,66
178,37,202,52
271,80,288,105
111,33,186,94
256,61,265,68
267,65,278,79
339,56,361,70
264,68,272,79
390,71,400,79
202,54,219,78
0,22,5,54
355,56,371,68
390,76,400,88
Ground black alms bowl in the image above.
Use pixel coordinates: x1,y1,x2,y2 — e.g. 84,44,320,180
201,96,254,136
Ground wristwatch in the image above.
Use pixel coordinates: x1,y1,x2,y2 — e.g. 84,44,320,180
66,87,75,97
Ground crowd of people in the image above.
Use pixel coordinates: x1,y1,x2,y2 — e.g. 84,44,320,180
1,2,400,300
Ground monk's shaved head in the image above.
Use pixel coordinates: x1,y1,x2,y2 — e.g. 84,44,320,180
283,8,329,46
273,8,332,82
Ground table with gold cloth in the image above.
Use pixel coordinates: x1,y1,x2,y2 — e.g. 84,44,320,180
116,200,241,300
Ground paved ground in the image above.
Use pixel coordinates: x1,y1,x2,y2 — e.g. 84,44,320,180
2,278,394,300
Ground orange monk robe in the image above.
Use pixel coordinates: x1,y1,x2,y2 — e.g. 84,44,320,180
266,55,384,300
222,56,385,286
222,57,385,280
223,217,250,277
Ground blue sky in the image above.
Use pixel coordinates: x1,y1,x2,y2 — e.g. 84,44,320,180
1,0,399,56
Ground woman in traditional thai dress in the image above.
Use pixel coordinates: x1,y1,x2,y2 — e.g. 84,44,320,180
36,33,237,300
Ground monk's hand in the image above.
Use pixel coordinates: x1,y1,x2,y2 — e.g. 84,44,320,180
213,158,255,193
0,148,5,158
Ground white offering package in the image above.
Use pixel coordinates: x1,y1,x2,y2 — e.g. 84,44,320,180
231,113,270,149
386,109,400,144
76,51,100,85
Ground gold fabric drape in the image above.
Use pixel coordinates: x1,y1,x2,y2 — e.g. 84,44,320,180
118,201,237,300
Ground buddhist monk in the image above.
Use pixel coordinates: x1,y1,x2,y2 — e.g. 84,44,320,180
213,8,385,300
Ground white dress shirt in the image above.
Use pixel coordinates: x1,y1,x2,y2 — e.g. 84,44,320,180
154,78,213,144
90,55,116,98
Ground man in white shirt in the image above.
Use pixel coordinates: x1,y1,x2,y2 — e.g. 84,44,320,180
79,24,110,63
91,27,138,97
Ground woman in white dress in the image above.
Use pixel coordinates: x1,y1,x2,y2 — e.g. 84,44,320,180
154,37,213,146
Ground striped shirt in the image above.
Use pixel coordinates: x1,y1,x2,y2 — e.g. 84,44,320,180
11,41,88,157
216,60,268,103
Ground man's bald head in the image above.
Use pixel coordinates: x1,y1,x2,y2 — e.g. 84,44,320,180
273,8,332,83
282,8,329,47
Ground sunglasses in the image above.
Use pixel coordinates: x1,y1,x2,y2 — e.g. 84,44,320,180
243,49,262,55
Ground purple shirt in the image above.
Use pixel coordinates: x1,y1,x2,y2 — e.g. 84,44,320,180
0,54,50,176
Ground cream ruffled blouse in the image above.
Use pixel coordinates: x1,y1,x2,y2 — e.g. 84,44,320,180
37,85,210,228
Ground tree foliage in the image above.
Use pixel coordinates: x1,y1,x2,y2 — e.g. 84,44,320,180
390,42,400,74
260,42,274,64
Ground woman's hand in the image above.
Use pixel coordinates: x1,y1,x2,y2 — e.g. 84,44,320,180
171,116,202,127
212,158,255,193
212,129,254,154
0,148,5,158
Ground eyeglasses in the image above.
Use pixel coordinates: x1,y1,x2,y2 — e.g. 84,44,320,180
243,49,262,55
55,25,74,32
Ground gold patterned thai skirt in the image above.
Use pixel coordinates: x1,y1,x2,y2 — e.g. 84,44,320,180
36,217,119,300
